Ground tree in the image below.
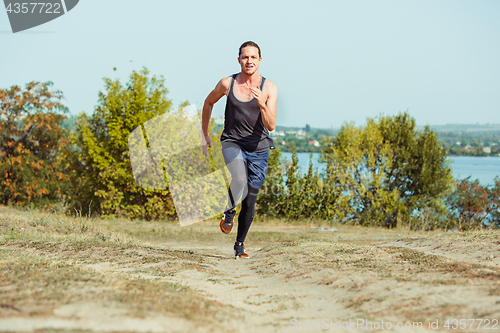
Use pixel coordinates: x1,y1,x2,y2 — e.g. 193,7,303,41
300,153,324,218
378,112,453,227
256,145,326,220
447,177,500,230
318,112,453,228
0,81,69,208
283,142,304,219
321,120,399,226
67,68,176,219
256,146,285,218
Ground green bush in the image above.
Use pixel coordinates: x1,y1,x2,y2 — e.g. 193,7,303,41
256,146,285,218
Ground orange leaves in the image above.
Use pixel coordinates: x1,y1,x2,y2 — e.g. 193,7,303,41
1,81,70,208
447,177,499,229
55,172,68,181
27,160,43,171
38,187,49,196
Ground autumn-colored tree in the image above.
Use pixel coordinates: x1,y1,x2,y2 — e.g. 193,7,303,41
0,81,69,208
447,177,500,230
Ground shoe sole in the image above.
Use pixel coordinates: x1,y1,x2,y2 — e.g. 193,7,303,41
234,249,249,259
235,254,250,259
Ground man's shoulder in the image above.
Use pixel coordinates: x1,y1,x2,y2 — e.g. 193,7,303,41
264,78,277,88
263,78,278,94
211,76,234,95
218,75,234,89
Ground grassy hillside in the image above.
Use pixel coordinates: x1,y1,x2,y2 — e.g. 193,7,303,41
1,205,500,332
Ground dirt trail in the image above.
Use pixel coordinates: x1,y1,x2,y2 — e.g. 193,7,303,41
150,237,500,333
2,223,500,332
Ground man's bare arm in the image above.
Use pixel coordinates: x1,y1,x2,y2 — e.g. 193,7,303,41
251,81,278,131
201,77,230,156
202,77,230,137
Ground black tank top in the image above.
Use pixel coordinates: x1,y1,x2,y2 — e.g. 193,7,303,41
220,74,275,152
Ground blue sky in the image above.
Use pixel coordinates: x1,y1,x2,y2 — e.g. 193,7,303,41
1,0,499,128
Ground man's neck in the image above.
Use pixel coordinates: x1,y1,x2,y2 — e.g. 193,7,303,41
237,71,261,86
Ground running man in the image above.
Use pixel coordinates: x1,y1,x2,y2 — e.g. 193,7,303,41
201,41,278,259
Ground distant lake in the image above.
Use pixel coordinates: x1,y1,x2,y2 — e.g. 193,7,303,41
281,153,500,186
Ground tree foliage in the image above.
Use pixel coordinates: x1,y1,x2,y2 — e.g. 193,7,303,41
256,146,285,218
0,81,69,208
67,68,176,219
446,177,500,230
2,76,492,230
257,143,325,220
321,120,399,225
258,112,455,228
378,112,454,227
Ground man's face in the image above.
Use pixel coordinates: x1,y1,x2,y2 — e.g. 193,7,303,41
238,46,261,75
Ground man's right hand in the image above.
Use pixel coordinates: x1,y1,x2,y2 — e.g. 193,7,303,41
202,77,230,158
202,133,212,157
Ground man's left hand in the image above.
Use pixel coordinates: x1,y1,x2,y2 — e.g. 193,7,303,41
251,87,266,109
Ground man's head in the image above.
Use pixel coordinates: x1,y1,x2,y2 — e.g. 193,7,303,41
239,41,261,58
238,41,262,76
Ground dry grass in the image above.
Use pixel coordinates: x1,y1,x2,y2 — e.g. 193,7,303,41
2,204,500,332
0,248,225,318
0,205,236,331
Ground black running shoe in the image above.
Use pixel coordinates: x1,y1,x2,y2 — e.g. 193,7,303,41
234,242,249,259
220,209,236,234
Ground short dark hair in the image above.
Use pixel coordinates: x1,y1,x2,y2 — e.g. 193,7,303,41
239,41,261,58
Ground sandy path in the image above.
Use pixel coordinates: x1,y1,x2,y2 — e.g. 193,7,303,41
2,226,500,333
132,237,498,333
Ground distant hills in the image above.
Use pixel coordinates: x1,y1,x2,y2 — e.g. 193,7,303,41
61,115,500,138
271,124,500,155
276,123,500,134
417,124,500,134
60,115,499,155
